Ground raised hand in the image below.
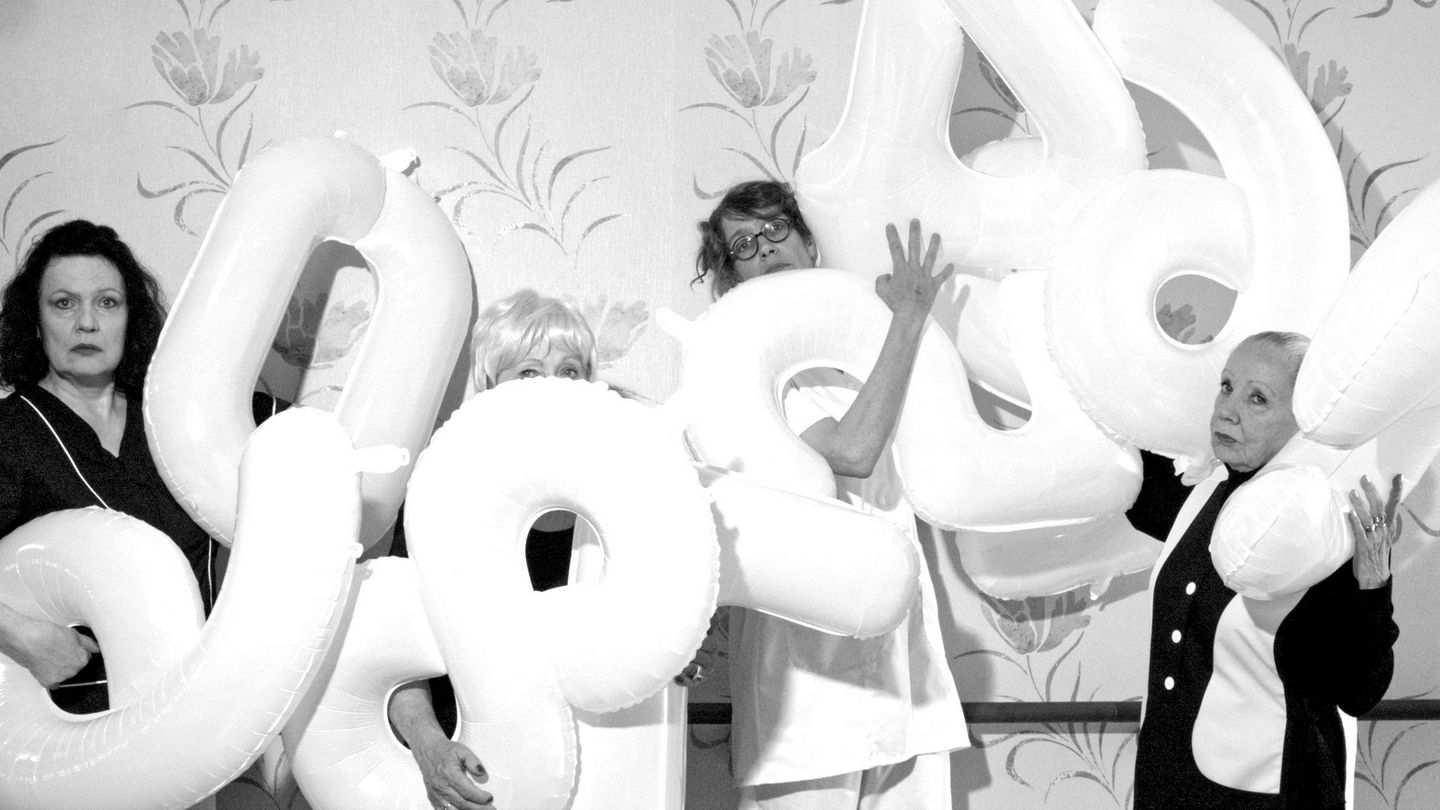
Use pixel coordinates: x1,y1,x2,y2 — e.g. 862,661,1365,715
1347,473,1403,590
877,219,955,319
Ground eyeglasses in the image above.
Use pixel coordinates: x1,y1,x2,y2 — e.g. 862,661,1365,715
728,218,792,261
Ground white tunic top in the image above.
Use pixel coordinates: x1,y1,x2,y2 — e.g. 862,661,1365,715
729,369,970,787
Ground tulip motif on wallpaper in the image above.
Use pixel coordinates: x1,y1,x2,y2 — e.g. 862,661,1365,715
129,1,266,235
272,293,372,371
576,294,650,370
957,589,1136,807
1240,0,1429,262
409,0,620,259
0,138,65,264
685,0,834,194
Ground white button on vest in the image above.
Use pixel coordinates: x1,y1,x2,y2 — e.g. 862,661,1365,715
1164,676,1175,690
1171,629,1182,643
1185,581,1197,595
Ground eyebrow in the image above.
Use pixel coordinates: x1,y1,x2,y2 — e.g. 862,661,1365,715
45,286,124,296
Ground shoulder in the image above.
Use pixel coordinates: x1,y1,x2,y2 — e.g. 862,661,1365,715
0,387,42,433
0,390,48,475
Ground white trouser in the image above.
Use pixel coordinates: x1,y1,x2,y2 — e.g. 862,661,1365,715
737,752,952,810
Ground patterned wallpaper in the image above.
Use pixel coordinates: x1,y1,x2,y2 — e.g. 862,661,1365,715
2,0,1438,808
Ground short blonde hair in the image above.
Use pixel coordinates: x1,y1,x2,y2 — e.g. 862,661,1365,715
471,289,598,390
1239,330,1310,380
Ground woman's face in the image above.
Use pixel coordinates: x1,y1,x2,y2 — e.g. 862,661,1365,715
720,211,818,284
38,255,129,387
1209,340,1300,473
492,341,588,387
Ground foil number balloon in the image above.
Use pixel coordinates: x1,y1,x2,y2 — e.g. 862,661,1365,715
145,136,473,551
0,409,371,810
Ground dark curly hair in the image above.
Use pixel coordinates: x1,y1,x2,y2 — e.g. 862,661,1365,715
693,180,814,299
0,220,167,395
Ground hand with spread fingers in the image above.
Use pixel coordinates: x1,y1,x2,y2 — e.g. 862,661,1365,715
877,218,956,321
1347,473,1403,590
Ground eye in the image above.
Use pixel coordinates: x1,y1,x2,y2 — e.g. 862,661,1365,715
764,219,790,240
1219,380,1232,394
559,367,580,379
51,296,75,310
518,369,539,378
730,234,757,257
98,295,123,309
1249,392,1267,406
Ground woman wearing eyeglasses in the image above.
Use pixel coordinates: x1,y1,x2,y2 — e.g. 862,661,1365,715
691,181,968,810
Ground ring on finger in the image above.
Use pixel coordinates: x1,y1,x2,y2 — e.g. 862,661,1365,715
1367,518,1385,532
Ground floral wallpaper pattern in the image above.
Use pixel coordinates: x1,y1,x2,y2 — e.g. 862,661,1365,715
0,139,66,264
685,0,846,195
130,0,268,235
955,585,1138,807
1237,0,1432,260
410,0,621,258
1,1,1438,808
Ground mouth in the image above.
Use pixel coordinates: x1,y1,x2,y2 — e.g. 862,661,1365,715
71,344,102,355
1212,431,1237,446
763,262,792,275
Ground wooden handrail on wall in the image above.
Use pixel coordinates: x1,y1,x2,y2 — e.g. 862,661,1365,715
687,700,1440,725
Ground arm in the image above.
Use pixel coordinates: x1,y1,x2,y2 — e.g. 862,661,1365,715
1124,450,1195,541
800,219,954,478
1331,474,1403,715
0,421,99,686
0,600,99,687
388,680,495,808
1279,475,1404,715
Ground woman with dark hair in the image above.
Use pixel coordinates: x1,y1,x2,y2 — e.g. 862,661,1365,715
0,219,279,713
693,179,816,299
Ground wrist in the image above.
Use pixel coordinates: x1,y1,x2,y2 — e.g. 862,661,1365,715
888,307,928,336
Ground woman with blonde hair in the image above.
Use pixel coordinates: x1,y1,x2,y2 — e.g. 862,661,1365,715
388,288,600,810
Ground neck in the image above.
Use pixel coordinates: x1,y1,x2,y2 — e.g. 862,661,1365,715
38,372,123,416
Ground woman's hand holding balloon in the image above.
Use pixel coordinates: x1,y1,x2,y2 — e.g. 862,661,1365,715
1347,474,1403,590
0,603,99,687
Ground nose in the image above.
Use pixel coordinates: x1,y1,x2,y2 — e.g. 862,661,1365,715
1214,394,1239,424
76,304,99,332
757,240,779,259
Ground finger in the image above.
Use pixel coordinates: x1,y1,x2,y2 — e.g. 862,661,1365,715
1360,475,1384,517
436,778,481,808
443,752,493,805
1347,488,1371,525
1384,473,1403,524
1391,511,1404,547
463,751,487,780
76,633,101,653
445,777,495,808
885,223,904,265
908,218,922,263
922,231,941,272
933,263,956,287
1345,510,1370,552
